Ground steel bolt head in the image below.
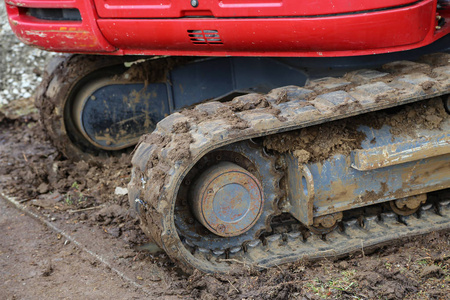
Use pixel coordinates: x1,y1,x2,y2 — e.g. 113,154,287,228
191,0,199,7
321,215,335,228
217,224,226,232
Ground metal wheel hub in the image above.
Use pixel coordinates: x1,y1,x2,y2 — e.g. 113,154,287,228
191,162,264,237
174,140,282,252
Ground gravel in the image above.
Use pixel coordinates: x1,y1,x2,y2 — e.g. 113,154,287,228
0,2,55,105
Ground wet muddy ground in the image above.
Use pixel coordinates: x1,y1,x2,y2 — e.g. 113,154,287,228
0,96,449,299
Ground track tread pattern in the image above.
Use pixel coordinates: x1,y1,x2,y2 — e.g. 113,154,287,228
129,54,450,272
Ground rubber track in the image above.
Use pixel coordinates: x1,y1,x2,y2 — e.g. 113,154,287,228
129,54,450,273
35,55,145,161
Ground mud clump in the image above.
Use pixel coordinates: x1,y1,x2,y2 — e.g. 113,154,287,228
264,97,449,163
420,265,444,279
385,97,448,135
230,95,270,112
420,81,434,90
172,120,190,133
187,267,302,300
230,94,286,121
168,132,194,161
275,91,289,104
264,118,366,162
293,149,311,165
179,108,210,123
216,106,249,130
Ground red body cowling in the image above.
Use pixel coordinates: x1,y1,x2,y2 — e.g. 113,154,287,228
4,0,450,57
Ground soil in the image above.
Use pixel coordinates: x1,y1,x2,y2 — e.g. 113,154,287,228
0,195,147,299
264,97,448,163
1,96,449,299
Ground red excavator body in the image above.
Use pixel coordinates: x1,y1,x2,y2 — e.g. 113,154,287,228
5,0,450,56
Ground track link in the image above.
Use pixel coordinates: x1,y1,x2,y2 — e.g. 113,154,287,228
129,53,450,272
248,196,450,268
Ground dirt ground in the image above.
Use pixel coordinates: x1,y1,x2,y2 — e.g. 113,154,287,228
0,93,449,299
0,195,147,299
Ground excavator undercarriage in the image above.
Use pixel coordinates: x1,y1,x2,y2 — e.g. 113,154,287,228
6,0,450,273
125,54,450,272
31,49,450,273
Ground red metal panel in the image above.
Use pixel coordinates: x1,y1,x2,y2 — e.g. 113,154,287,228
4,0,449,56
5,0,115,52
96,0,444,57
92,0,420,19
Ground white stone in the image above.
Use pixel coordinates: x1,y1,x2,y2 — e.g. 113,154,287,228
114,187,128,195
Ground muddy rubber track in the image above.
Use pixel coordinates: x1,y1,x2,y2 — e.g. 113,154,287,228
35,55,140,161
129,54,450,272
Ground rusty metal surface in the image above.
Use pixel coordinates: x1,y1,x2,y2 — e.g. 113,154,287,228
299,148,450,219
351,133,450,171
282,113,450,224
129,54,450,272
191,162,264,237
390,194,427,215
172,141,281,252
285,157,315,226
313,212,343,228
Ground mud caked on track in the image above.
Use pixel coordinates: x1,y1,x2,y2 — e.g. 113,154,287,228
128,53,450,273
1,95,450,299
2,57,450,298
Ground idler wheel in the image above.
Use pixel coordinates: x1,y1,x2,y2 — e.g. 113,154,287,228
390,194,427,216
191,162,264,237
309,212,343,235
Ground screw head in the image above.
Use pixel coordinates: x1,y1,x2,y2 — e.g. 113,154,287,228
217,224,226,233
191,0,198,7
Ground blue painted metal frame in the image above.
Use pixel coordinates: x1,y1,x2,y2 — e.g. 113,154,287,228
80,57,308,149
286,122,450,226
